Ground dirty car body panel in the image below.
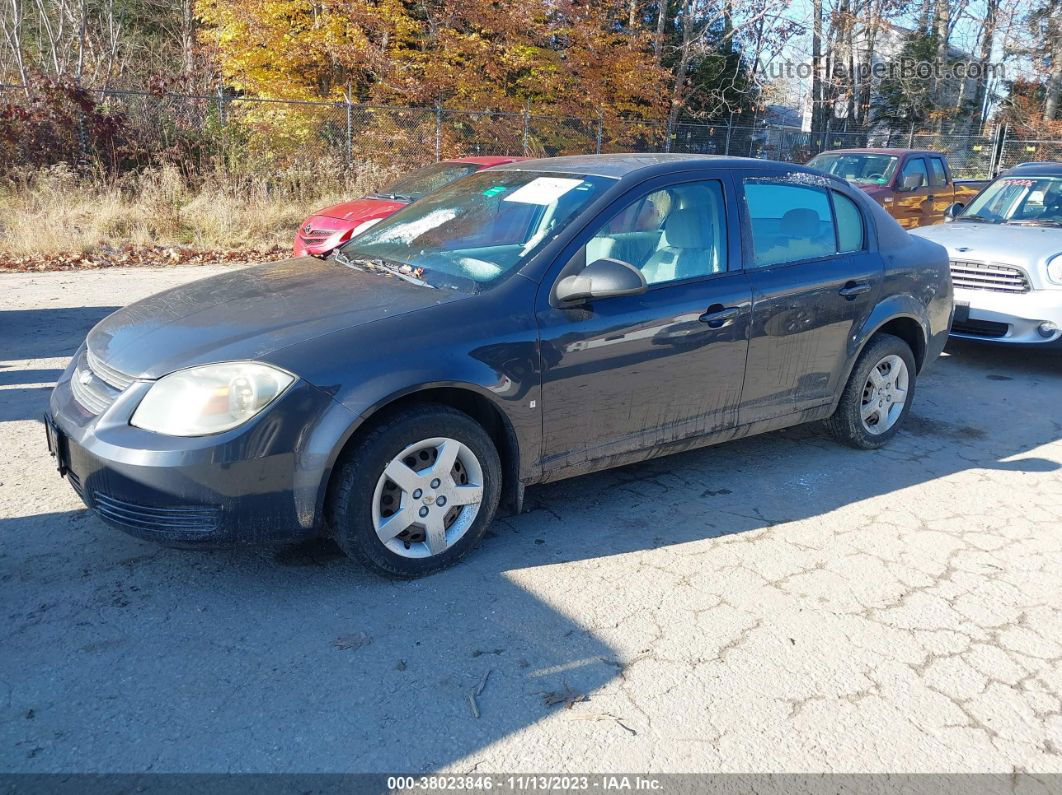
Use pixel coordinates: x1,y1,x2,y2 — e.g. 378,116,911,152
48,154,951,549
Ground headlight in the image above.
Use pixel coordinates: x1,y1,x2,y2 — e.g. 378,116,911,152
1047,254,1062,286
131,362,295,436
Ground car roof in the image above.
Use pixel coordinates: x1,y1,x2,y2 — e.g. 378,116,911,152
817,148,942,157
448,156,529,166
488,152,777,179
1002,161,1062,177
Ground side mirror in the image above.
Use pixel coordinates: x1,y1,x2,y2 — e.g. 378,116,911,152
555,257,648,304
900,173,925,191
944,202,964,222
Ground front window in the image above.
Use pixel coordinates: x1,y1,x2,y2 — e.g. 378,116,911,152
807,153,899,185
583,180,728,284
369,162,480,201
961,175,1062,226
339,170,615,289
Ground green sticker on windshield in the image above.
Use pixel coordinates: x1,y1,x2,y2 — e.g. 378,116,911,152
482,186,507,198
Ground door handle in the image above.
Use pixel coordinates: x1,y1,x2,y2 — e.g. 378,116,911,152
698,305,740,328
839,280,872,299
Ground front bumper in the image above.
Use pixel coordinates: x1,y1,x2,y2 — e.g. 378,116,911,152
951,286,1062,347
48,353,344,548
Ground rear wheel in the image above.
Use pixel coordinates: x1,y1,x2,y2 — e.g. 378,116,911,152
328,404,501,578
825,333,916,449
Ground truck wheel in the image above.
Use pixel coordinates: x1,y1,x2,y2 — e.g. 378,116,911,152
825,333,917,450
328,404,502,578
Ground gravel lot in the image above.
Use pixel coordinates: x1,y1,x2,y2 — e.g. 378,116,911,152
1,266,1061,774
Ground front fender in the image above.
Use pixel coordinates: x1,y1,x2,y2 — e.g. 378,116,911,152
272,282,543,531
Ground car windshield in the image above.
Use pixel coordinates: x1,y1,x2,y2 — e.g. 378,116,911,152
960,175,1062,225
338,170,615,290
807,153,899,185
369,162,481,201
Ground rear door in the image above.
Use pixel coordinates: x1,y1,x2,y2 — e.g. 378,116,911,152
894,157,934,228
927,156,954,221
737,173,883,425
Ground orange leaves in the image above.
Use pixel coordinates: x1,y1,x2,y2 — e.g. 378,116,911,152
197,0,668,121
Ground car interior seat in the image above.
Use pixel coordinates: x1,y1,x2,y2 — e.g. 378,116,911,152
640,208,713,284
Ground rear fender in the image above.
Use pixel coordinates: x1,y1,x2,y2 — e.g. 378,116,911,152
830,296,930,413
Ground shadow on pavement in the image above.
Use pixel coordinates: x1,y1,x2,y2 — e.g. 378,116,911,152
0,307,119,362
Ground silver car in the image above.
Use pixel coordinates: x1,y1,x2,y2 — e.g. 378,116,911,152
912,162,1062,348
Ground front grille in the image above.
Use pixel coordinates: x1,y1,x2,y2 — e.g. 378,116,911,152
67,471,85,500
70,349,135,415
91,492,221,534
86,348,135,390
950,260,1030,293
299,230,332,245
952,318,1009,338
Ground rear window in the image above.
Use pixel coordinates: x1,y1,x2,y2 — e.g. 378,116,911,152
744,182,838,267
928,158,948,187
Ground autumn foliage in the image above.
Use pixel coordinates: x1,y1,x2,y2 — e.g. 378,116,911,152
195,0,668,119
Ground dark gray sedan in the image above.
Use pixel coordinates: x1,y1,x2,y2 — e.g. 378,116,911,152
47,154,952,577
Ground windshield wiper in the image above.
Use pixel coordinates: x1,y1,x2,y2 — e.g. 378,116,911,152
956,215,997,223
1007,219,1062,228
334,252,436,289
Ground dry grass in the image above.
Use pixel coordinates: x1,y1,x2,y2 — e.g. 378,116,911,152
0,160,404,266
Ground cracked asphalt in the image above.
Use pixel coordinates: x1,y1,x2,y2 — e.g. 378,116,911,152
1,266,1061,773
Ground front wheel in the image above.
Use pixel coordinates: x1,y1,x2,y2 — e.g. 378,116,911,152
825,333,917,449
328,404,502,578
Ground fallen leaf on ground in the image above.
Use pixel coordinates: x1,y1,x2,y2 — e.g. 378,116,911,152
541,683,588,709
332,632,372,651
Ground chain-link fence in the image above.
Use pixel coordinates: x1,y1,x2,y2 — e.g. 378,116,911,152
2,84,1059,180
997,137,1062,173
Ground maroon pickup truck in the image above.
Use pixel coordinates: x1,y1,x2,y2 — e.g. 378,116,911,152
807,148,987,229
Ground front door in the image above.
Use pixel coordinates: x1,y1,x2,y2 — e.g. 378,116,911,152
737,175,883,425
535,176,752,475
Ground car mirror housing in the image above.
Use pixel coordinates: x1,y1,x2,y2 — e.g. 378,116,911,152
944,202,964,222
555,258,648,304
900,173,925,191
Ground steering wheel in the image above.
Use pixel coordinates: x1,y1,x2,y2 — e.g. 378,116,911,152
866,173,884,181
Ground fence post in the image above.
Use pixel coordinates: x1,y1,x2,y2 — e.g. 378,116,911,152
435,105,442,162
344,85,353,168
723,121,732,155
988,124,1006,177
216,85,226,127
664,115,673,153
595,112,603,155
907,126,915,148
522,102,531,157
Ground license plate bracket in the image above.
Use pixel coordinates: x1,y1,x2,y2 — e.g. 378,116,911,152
43,414,69,477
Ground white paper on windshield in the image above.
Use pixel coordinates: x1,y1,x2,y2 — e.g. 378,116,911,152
503,177,582,205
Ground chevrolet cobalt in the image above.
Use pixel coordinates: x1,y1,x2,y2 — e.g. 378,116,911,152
47,154,951,577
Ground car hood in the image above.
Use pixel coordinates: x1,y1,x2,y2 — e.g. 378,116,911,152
312,196,408,222
87,257,465,380
911,221,1062,266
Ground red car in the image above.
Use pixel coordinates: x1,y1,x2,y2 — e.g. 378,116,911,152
293,156,527,257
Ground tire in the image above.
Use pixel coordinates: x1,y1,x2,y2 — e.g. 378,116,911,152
327,403,502,578
825,333,917,450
